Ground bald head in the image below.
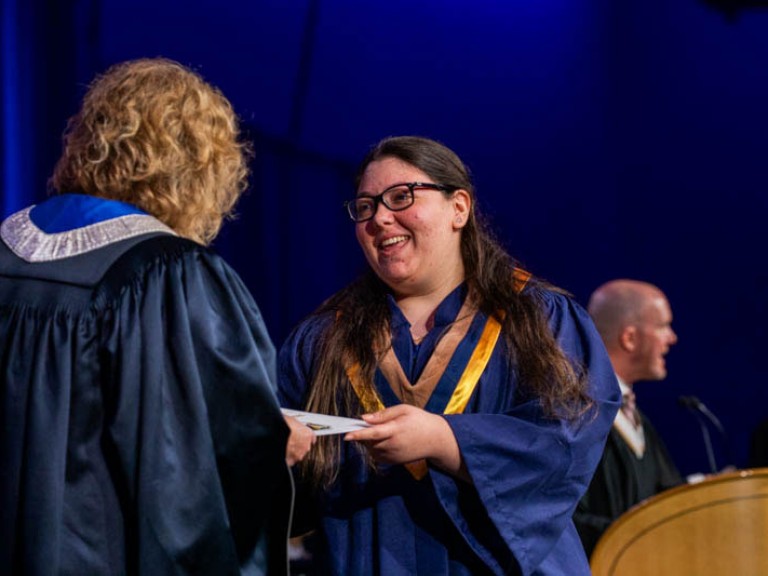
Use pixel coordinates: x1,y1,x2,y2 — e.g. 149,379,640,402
588,279,677,384
588,280,665,343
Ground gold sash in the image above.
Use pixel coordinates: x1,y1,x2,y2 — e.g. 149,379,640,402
346,307,503,479
345,269,529,480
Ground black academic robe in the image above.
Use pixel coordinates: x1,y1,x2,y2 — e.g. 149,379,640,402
573,410,683,558
0,200,291,575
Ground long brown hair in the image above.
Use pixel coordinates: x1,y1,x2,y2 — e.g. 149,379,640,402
302,136,593,487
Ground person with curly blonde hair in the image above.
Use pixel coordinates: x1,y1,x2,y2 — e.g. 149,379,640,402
51,57,250,244
0,57,310,575
279,135,621,575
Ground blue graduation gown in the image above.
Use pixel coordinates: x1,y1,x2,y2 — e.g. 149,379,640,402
0,194,291,575
279,284,620,576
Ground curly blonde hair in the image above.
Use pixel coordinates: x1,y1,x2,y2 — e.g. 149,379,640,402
51,57,252,244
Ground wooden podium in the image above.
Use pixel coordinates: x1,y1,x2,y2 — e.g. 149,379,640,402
590,468,768,575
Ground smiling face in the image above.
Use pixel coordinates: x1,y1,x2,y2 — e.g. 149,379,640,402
355,156,470,298
588,279,679,386
632,294,678,381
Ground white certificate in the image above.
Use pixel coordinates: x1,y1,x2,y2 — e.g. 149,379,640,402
281,408,371,436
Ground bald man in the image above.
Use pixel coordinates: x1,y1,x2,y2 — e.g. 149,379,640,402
573,279,683,558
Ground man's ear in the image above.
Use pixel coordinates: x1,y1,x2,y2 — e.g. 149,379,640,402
619,325,637,352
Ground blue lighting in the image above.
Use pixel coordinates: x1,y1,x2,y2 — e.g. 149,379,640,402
2,0,23,218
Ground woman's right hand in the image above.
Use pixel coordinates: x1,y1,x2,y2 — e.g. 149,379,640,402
344,404,467,479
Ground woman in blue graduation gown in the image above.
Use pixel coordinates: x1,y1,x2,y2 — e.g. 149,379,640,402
279,136,621,575
0,58,295,575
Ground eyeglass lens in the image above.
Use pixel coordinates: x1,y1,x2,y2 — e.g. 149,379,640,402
348,184,415,222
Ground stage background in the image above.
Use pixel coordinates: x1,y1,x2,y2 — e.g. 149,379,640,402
3,0,767,477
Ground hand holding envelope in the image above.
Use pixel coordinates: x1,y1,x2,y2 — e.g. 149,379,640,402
281,408,371,436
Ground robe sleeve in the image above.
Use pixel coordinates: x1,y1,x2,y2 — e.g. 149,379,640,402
432,290,621,575
99,238,291,574
572,431,627,557
574,415,683,558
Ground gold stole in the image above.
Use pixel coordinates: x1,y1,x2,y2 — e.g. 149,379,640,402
344,268,530,480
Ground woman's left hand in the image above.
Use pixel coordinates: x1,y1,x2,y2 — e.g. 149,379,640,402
344,404,464,476
284,414,316,466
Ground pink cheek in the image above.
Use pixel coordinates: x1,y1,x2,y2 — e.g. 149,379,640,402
410,212,426,224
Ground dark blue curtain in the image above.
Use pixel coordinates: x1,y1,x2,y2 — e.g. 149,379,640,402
1,0,101,217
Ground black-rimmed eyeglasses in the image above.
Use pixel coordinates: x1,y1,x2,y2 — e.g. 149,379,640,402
344,181,456,223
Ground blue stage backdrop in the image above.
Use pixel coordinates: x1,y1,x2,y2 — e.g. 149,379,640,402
3,0,768,477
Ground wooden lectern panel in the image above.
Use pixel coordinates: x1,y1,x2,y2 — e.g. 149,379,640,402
590,468,768,576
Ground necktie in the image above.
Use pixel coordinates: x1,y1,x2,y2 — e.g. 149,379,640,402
622,390,640,429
